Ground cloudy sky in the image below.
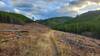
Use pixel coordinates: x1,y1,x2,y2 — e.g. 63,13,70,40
0,0,100,20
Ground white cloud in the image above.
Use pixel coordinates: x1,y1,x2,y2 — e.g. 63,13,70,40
0,1,6,6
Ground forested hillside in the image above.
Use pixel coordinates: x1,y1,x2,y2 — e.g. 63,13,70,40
0,11,33,24
38,10,100,39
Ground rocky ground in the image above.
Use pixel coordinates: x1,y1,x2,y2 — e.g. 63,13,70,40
0,23,100,56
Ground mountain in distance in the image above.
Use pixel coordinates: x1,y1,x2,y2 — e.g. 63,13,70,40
37,16,73,24
37,16,73,29
38,10,100,39
0,11,100,56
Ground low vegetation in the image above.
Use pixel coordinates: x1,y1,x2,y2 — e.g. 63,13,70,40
0,24,100,56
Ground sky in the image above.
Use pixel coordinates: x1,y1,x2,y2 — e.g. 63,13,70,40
0,0,100,20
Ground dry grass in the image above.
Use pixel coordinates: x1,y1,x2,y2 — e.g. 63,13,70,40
0,23,100,56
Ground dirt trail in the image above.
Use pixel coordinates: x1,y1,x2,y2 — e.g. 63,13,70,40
42,30,71,56
47,30,60,56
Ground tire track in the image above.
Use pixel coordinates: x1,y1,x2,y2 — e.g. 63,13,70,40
45,30,60,56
